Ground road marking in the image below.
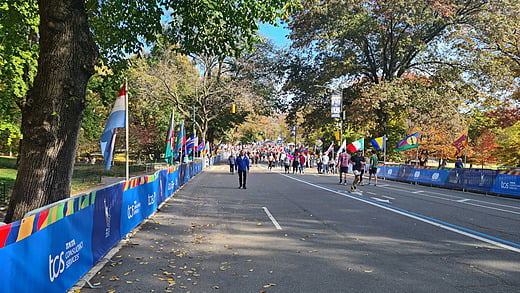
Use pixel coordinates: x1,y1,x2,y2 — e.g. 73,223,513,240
372,197,391,204
387,186,520,215
262,207,282,230
281,174,520,254
456,199,471,203
458,201,520,215
382,195,395,200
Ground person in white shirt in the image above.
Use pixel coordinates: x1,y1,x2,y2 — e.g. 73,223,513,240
322,153,329,174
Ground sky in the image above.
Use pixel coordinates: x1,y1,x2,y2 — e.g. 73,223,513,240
258,23,292,48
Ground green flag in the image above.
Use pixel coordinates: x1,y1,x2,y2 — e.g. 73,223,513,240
164,110,175,164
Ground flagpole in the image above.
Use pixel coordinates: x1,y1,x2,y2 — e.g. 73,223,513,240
193,105,197,159
464,131,468,168
125,78,129,181
383,135,387,164
169,108,175,165
180,120,184,165
416,146,419,166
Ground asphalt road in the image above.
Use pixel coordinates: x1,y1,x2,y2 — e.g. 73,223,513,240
76,162,520,293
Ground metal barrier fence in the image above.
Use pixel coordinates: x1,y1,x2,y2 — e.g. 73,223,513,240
0,182,9,205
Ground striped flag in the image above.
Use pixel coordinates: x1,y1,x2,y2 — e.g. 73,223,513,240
395,133,419,151
164,110,175,164
347,138,364,152
371,135,386,150
324,143,334,154
100,85,127,170
173,121,185,159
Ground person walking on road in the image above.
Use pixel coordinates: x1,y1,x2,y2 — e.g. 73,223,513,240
228,153,236,174
350,150,365,191
235,150,250,189
368,150,379,185
268,153,275,171
321,153,329,174
292,153,299,174
336,150,350,185
283,153,291,173
299,153,306,174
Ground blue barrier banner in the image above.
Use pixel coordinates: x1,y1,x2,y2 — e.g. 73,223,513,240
445,168,498,193
491,173,520,197
91,184,123,263
120,177,159,237
194,161,202,174
2,206,94,292
167,168,180,197
407,168,449,186
378,166,400,180
0,240,15,292
184,163,192,183
179,164,187,186
0,160,209,292
157,169,168,205
395,165,413,181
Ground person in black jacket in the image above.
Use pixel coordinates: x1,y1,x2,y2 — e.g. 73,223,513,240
228,153,236,174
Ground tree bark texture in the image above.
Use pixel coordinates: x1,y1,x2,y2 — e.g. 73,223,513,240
4,0,99,223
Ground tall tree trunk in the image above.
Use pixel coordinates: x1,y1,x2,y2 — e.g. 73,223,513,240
4,0,98,223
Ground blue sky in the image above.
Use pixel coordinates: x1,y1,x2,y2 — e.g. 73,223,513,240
258,23,291,48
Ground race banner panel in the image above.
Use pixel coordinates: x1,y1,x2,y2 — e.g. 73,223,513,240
91,183,123,263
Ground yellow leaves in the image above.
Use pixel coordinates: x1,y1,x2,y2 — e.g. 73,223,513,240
220,262,232,271
109,276,120,281
263,283,277,288
107,290,116,293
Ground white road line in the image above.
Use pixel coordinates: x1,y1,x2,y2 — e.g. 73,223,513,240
382,195,395,200
281,174,520,254
456,199,471,203
372,197,391,204
386,186,520,215
461,201,520,215
262,207,282,230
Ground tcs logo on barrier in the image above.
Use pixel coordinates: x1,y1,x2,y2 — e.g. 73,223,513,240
127,200,141,219
48,238,84,282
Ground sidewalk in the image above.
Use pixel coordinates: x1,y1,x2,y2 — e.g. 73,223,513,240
72,163,243,292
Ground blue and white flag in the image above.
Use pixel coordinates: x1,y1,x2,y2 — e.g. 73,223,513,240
100,85,126,170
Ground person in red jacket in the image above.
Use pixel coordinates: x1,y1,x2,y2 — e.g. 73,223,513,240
336,150,350,185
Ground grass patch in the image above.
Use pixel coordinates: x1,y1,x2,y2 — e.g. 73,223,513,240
0,157,149,198
0,157,17,169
